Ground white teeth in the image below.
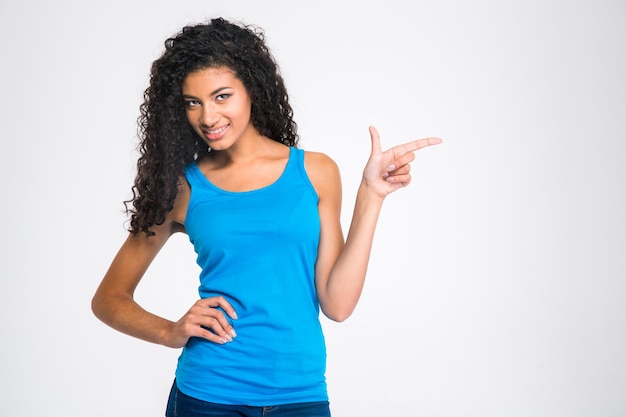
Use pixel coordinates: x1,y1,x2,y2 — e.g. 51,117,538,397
207,126,227,134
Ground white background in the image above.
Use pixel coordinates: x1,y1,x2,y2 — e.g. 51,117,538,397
1,1,625,416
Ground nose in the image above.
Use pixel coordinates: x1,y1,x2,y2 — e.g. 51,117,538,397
200,103,219,127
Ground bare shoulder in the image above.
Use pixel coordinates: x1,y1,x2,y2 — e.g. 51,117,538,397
304,151,339,175
303,150,341,196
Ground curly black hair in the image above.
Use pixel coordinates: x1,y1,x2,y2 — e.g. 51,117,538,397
125,18,299,236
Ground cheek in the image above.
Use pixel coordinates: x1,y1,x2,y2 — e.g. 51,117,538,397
186,116,204,139
241,101,254,122
185,110,197,127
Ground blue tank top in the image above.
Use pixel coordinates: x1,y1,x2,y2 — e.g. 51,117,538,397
176,147,327,405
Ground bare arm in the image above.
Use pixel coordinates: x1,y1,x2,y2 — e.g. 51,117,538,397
310,126,442,321
91,182,237,348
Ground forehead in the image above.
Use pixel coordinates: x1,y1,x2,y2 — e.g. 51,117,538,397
182,66,242,92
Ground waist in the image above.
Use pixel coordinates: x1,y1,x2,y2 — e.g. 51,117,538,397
175,319,327,405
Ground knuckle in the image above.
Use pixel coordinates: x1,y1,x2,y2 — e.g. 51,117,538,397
182,322,196,334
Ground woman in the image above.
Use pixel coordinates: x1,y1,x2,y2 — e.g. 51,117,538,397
92,17,441,416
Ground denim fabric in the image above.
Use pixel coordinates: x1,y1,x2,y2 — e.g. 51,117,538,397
166,380,331,417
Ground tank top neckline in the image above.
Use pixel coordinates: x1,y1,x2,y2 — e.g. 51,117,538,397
191,147,296,195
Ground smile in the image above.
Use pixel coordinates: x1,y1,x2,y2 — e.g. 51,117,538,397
202,124,230,140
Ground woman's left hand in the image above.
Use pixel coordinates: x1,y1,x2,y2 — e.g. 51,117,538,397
362,126,442,198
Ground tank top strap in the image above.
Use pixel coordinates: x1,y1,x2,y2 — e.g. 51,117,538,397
184,162,207,189
286,146,301,174
284,147,318,200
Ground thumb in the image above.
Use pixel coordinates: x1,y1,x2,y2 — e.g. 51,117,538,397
369,126,382,154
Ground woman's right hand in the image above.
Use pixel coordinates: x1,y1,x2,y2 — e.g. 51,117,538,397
165,296,238,348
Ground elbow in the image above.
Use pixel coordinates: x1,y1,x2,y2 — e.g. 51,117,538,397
328,314,351,323
91,288,115,323
322,306,354,323
91,287,136,327
91,292,105,321
319,293,359,322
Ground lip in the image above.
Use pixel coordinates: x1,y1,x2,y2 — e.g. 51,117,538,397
202,124,230,141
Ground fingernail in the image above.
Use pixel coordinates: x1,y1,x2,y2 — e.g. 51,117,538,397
230,329,237,338
382,173,389,179
386,164,395,171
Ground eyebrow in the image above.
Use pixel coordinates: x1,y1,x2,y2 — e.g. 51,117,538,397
182,86,232,99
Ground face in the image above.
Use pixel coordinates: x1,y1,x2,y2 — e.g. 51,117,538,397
182,66,257,151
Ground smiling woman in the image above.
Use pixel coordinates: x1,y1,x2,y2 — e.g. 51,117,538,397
182,67,256,151
90,17,441,417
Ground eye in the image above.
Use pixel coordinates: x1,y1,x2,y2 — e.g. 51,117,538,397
216,93,231,102
184,99,201,109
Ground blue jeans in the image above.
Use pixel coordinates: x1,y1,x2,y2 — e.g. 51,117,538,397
165,380,331,417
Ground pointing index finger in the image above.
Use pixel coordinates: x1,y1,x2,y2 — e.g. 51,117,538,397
393,137,443,156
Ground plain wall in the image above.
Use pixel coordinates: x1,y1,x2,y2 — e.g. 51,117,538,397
1,0,625,416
